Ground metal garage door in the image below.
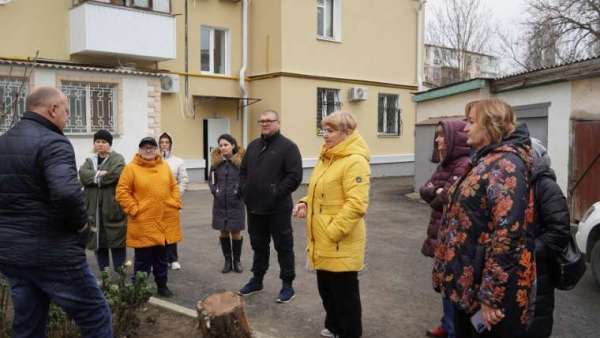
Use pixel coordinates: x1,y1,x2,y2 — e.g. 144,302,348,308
514,102,549,146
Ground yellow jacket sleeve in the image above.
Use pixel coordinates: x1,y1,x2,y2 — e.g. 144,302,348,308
325,156,370,242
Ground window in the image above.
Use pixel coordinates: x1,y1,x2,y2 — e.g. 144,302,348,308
76,0,171,13
317,0,341,41
0,77,27,134
61,81,117,134
132,0,151,9
378,94,400,136
201,26,229,75
316,88,341,134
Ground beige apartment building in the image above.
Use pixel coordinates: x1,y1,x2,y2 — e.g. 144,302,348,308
0,0,423,181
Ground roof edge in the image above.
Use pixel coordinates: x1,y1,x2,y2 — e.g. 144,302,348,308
412,79,487,103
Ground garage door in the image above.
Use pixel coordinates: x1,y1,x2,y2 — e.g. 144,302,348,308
513,102,549,146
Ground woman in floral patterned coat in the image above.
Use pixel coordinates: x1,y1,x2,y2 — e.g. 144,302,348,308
433,99,536,338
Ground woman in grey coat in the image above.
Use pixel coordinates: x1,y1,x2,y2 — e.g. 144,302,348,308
79,129,127,272
209,134,246,273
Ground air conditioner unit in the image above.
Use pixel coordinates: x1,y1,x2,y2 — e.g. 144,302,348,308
160,74,180,94
349,87,368,101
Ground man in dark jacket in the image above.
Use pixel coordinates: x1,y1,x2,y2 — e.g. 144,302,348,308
238,109,302,303
0,87,112,337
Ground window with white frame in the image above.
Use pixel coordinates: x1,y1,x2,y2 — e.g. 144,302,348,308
61,81,117,135
0,77,28,134
378,94,401,136
316,88,341,134
201,26,229,75
317,0,341,41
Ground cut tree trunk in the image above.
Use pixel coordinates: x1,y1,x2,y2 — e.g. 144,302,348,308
196,291,252,338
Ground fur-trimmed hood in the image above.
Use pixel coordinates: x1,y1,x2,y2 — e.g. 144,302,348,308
211,147,245,169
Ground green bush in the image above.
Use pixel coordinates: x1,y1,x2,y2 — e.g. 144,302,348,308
0,261,154,338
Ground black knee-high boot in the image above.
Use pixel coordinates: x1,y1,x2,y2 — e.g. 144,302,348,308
232,238,243,273
220,237,233,273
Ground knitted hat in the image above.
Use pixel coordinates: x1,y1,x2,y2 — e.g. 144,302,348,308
93,129,113,146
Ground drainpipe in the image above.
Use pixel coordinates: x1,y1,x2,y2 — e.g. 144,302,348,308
240,0,249,146
416,0,426,91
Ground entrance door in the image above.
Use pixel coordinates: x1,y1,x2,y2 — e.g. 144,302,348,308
570,120,600,221
203,118,230,180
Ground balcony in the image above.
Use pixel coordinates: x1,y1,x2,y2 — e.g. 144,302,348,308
69,0,176,61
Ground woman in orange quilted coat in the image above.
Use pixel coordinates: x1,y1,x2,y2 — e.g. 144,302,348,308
116,137,182,298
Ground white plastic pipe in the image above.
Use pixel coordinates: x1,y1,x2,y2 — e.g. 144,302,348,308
416,0,426,91
240,0,249,146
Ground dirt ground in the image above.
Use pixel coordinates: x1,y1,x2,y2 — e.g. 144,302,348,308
87,176,600,338
136,305,197,338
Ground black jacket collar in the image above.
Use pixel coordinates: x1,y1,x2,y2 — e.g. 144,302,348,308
22,111,64,136
472,123,531,164
261,131,281,144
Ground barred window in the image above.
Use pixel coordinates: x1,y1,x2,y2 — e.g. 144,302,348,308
378,94,401,136
61,81,117,134
316,88,341,135
0,77,28,134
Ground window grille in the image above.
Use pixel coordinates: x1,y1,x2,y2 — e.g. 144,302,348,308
378,94,401,136
61,81,117,134
316,88,341,135
0,77,28,134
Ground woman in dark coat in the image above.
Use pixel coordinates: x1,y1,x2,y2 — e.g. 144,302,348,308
209,134,246,274
527,138,571,338
420,120,470,338
79,129,127,272
433,99,536,338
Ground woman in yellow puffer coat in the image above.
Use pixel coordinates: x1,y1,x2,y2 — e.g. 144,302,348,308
116,137,182,298
293,111,370,338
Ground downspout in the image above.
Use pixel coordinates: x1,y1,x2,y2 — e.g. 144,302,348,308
240,0,249,146
185,0,190,116
416,0,426,91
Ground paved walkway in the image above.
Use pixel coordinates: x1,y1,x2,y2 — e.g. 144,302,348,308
89,177,600,338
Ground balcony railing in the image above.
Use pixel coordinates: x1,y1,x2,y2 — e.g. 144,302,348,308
72,0,171,14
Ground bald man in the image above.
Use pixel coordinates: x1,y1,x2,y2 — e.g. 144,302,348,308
0,86,112,337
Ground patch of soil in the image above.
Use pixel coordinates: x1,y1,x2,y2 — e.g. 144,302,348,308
135,304,199,338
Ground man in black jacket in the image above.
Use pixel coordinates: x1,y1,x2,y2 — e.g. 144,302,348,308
0,87,112,337
238,109,302,303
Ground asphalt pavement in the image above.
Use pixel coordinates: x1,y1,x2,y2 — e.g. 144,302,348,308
88,177,600,338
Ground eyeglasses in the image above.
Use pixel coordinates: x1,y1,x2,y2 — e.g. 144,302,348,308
257,119,278,124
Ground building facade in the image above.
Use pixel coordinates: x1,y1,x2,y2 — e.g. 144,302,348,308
0,0,423,181
423,44,498,88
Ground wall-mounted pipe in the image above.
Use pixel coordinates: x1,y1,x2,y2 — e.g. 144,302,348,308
416,0,426,91
240,0,249,146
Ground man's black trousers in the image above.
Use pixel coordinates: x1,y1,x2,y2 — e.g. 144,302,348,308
317,270,362,338
247,211,295,282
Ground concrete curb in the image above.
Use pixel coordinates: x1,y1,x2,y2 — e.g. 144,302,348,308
148,297,277,338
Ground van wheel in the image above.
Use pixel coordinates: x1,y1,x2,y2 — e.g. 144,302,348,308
592,240,600,288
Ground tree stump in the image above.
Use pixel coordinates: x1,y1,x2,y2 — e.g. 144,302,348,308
196,291,252,338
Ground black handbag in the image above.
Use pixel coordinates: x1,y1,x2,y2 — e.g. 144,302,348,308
554,237,586,291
